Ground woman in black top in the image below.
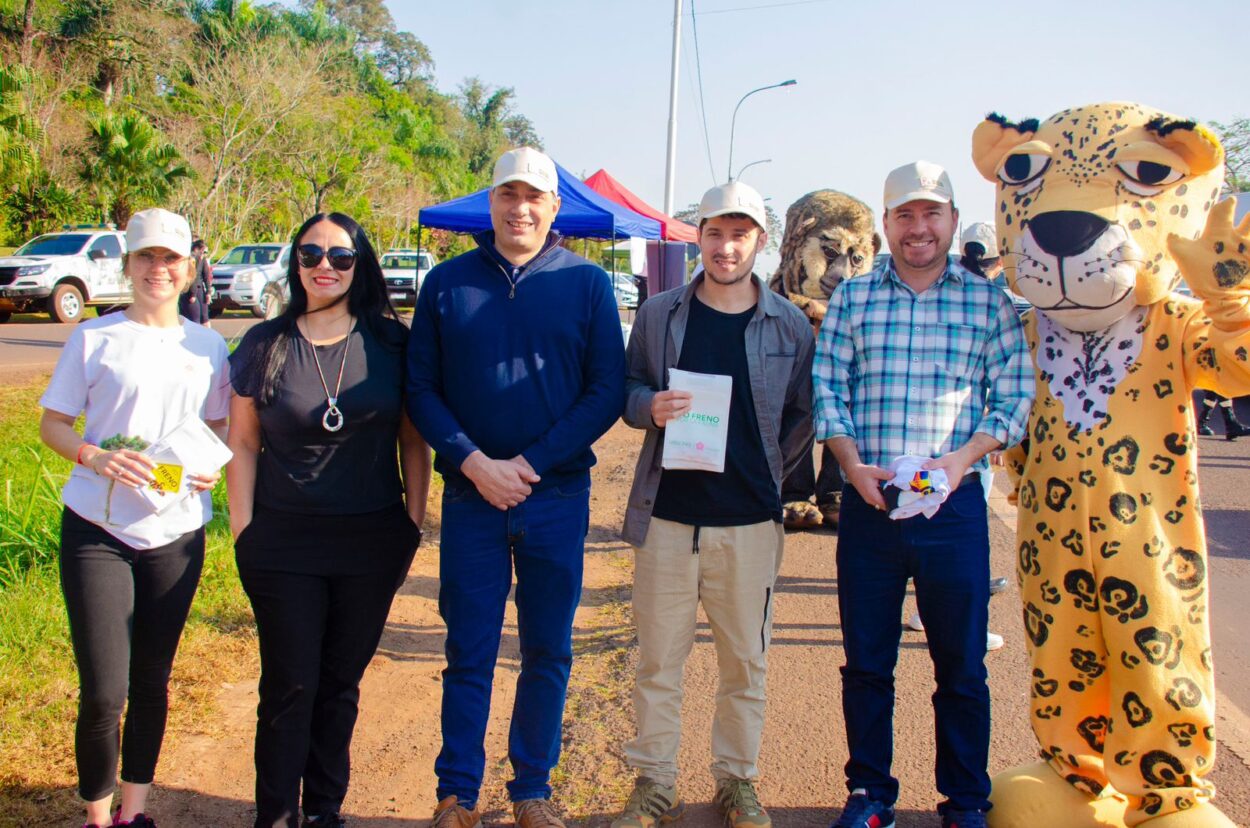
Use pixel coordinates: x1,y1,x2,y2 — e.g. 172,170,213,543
226,212,431,828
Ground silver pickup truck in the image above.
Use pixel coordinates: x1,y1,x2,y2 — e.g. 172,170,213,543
210,243,290,318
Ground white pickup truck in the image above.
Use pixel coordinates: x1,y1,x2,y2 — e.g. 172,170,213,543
381,249,437,308
0,226,129,323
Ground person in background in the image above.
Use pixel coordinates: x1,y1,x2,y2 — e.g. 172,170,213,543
407,147,625,828
958,222,1002,281
614,180,814,828
178,238,213,326
39,208,231,828
226,212,431,828
1197,390,1250,439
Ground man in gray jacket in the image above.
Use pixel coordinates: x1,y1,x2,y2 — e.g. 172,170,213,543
614,181,815,828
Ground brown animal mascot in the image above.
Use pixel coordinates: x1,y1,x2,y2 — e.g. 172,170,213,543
972,102,1250,828
768,190,879,529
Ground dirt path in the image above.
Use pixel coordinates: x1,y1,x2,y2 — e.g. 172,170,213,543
148,423,1250,827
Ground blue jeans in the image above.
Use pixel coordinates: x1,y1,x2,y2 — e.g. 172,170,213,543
435,476,590,805
836,483,991,813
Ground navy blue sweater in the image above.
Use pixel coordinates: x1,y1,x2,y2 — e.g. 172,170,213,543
406,232,626,491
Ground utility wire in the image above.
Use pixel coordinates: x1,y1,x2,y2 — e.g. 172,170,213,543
688,0,719,185
693,0,834,15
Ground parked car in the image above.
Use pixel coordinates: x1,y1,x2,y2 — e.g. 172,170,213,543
210,243,291,318
610,271,639,309
0,225,128,323
380,249,437,308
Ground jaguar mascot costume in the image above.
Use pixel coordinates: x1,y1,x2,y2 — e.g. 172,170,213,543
768,189,879,529
972,102,1250,827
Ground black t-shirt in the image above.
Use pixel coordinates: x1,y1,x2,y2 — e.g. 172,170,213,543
652,295,780,526
229,316,409,515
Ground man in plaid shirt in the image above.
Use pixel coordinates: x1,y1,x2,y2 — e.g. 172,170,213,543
815,161,1033,828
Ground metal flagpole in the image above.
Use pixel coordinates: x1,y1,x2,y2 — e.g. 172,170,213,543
662,0,682,217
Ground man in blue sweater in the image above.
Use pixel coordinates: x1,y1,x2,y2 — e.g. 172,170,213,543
407,147,626,828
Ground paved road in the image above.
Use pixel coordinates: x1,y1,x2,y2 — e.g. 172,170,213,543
0,313,261,382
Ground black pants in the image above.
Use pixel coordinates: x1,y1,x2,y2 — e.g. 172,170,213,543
59,507,204,801
178,282,209,324
236,505,418,827
780,442,844,505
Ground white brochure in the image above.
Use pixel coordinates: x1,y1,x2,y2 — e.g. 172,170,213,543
661,368,732,473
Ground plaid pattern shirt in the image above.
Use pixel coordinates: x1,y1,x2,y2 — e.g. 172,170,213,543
813,257,1034,470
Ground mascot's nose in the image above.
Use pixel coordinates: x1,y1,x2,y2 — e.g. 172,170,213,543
1028,211,1110,258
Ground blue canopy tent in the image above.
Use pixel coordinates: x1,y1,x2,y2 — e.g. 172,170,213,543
418,162,663,240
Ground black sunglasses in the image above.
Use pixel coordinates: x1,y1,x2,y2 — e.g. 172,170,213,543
297,243,357,271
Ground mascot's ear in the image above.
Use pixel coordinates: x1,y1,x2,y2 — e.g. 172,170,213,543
1146,118,1224,177
972,113,1038,182
871,232,882,256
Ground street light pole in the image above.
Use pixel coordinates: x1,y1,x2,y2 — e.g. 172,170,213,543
727,80,795,182
735,158,772,181
662,0,683,216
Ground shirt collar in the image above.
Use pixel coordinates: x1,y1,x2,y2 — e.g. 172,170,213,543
677,271,782,317
873,255,967,289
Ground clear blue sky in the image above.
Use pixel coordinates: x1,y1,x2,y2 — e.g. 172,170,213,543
390,0,1245,267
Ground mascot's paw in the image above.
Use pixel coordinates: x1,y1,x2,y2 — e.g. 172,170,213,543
787,292,828,325
818,497,841,529
782,500,823,530
1138,802,1236,828
987,762,1127,828
1168,197,1250,330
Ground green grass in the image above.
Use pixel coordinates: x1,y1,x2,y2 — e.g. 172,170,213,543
0,377,256,815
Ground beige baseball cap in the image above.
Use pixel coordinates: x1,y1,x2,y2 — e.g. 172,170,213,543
697,180,767,231
883,160,954,210
492,146,558,193
125,208,191,257
961,222,998,257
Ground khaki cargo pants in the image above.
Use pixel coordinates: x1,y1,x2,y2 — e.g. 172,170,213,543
625,517,785,786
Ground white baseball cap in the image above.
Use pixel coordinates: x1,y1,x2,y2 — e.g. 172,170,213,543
961,222,998,258
883,160,954,210
125,208,192,257
492,146,558,193
697,180,767,231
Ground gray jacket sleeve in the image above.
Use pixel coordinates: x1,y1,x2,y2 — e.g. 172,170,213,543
623,301,661,431
778,316,816,481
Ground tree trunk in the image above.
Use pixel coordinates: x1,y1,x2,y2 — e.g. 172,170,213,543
20,0,35,65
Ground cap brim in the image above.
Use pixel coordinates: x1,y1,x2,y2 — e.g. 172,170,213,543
885,190,952,210
697,206,766,230
126,234,191,257
493,173,557,193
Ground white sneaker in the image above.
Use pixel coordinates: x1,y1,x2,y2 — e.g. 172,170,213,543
906,611,925,632
986,632,1004,651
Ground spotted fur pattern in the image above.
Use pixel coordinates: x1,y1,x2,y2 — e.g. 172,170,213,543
982,103,1250,825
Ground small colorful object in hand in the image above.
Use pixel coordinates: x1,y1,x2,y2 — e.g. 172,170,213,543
910,470,934,494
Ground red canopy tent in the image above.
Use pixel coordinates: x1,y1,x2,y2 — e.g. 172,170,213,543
583,169,697,243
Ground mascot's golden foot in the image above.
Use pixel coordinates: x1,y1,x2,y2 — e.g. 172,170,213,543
782,501,822,530
987,762,1127,828
1138,803,1236,828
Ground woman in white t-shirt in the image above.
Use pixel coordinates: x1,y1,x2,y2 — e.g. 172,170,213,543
39,208,231,828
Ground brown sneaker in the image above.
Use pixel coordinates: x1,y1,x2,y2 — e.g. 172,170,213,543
714,779,770,828
432,796,482,828
513,798,566,828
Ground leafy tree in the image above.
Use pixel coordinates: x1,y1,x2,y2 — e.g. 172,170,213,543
0,64,40,183
1212,118,1249,194
2,169,87,242
80,109,190,225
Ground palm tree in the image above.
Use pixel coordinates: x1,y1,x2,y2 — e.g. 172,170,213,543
0,65,42,185
79,111,191,226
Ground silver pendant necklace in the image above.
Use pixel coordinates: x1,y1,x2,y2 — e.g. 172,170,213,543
301,316,352,433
